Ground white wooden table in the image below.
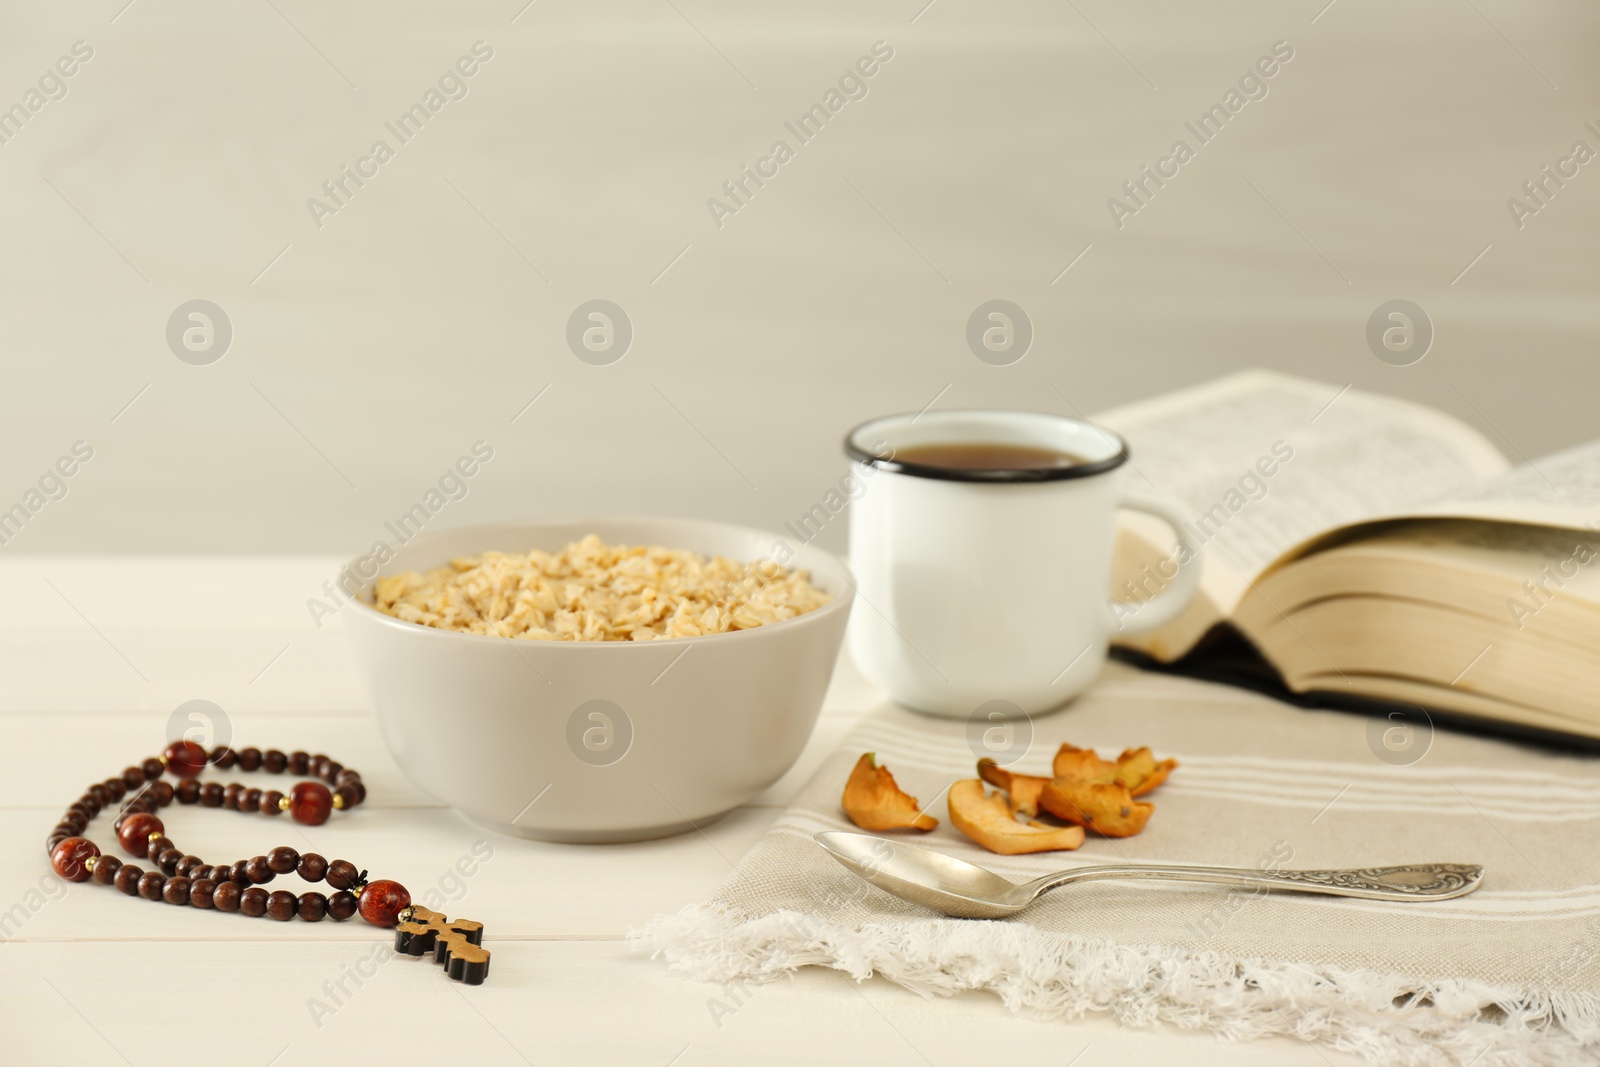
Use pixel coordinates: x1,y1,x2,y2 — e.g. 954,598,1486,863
0,557,1361,1066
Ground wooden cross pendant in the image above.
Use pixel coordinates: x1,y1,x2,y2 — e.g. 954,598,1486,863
394,906,491,984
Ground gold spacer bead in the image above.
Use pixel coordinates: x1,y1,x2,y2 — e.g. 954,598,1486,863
278,796,291,812
148,832,165,844
85,856,98,873
158,755,168,765
332,793,345,811
397,906,415,924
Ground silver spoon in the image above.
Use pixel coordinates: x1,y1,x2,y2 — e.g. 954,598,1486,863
815,831,1484,920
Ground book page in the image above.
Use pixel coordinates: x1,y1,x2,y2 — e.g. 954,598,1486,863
1094,370,1508,614
1388,439,1600,532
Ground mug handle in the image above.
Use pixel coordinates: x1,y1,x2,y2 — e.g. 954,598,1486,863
1107,489,1203,636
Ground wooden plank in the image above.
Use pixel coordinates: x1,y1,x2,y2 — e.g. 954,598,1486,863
0,939,1362,1065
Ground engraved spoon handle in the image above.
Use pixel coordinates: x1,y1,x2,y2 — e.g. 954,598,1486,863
1030,862,1484,903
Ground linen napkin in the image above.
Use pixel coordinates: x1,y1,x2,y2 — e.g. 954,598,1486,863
638,664,1600,1067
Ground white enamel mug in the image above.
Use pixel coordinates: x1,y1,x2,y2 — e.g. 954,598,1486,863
844,410,1201,718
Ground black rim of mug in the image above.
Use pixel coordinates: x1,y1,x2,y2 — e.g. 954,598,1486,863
843,410,1131,484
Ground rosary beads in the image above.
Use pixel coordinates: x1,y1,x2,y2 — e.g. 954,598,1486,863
46,741,490,984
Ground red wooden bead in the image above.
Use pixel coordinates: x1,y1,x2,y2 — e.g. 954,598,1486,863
289,781,333,826
117,813,165,857
162,740,208,778
356,880,411,928
51,837,100,882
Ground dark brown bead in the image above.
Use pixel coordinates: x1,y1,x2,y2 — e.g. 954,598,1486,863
102,778,126,803
245,856,275,884
189,865,213,882
138,871,165,900
260,790,285,816
238,747,263,771
289,751,310,775
321,760,344,784
92,854,123,886
175,779,201,804
213,881,242,912
228,860,252,886
297,892,328,922
150,780,174,806
338,780,366,807
69,800,95,820
297,853,328,882
264,749,288,774
175,855,204,877
162,876,191,905
326,890,358,921
223,783,244,810
310,754,330,778
242,788,263,813
155,848,183,876
265,890,297,921
122,766,146,788
60,810,88,834
200,782,224,807
145,834,172,861
325,860,359,891
267,846,300,874
335,769,361,787
210,745,237,769
190,878,217,908
240,887,268,917
141,757,165,780
47,833,70,851
88,783,109,806
114,864,144,895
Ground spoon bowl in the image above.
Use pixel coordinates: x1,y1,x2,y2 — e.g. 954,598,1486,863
814,831,1485,920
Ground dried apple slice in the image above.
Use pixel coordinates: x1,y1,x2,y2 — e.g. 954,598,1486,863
1052,742,1178,798
1113,746,1178,797
1039,778,1154,838
1051,742,1120,783
948,779,1085,855
841,753,937,832
976,758,1051,817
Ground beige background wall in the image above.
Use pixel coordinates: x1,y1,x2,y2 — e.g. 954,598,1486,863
1,0,1596,554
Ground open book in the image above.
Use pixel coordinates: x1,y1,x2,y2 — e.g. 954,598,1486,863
1096,371,1600,745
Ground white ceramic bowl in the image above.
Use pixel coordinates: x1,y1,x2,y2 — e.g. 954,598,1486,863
341,517,854,843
